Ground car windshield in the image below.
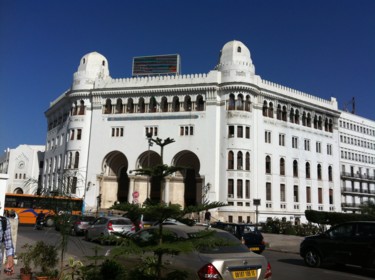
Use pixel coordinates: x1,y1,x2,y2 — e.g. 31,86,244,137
111,219,132,225
81,216,96,222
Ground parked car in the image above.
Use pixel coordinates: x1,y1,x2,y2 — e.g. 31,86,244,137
72,215,96,235
300,221,375,269
123,225,272,279
85,216,133,244
211,222,266,253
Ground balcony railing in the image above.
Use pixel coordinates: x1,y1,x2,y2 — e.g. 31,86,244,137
341,202,362,208
341,172,375,181
341,188,375,195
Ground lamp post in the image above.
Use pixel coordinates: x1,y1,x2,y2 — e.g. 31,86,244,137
146,132,153,199
253,199,261,229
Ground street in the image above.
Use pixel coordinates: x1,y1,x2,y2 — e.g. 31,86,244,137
12,225,375,280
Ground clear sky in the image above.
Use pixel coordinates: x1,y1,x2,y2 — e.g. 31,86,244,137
1,0,374,153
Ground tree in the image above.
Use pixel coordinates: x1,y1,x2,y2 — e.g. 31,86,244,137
360,200,375,216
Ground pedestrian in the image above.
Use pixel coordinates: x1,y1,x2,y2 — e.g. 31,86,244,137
0,216,15,276
204,209,211,225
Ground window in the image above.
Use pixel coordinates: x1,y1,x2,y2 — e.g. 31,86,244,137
318,188,323,204
316,142,321,153
160,96,168,112
70,130,75,140
184,95,192,111
111,127,124,137
280,184,285,202
74,152,79,169
292,137,298,149
245,180,250,199
294,185,299,202
328,166,333,181
279,134,285,146
228,179,234,198
329,189,333,204
77,129,82,140
306,162,311,179
317,164,322,180
237,151,243,170
237,180,243,198
245,152,250,170
145,126,158,137
196,95,204,111
228,151,234,169
266,182,272,201
228,126,235,138
228,94,235,110
304,139,310,151
237,126,243,138
265,156,271,174
172,96,180,112
180,125,194,136
293,160,298,177
327,144,332,155
115,98,123,114
149,96,157,112
306,186,311,203
245,126,250,139
139,97,145,113
265,131,271,143
280,158,285,176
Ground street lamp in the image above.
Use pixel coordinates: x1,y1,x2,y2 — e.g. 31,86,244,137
253,199,261,229
146,132,153,199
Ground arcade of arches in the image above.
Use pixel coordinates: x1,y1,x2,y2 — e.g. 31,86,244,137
98,150,203,209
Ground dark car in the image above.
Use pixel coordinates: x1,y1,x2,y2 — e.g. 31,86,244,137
300,221,375,269
211,222,266,253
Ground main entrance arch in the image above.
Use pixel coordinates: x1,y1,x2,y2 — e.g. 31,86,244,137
100,151,129,208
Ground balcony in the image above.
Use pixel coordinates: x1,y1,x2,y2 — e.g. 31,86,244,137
341,172,375,182
341,187,375,196
341,202,362,209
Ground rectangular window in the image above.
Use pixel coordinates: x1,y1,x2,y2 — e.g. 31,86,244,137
306,186,311,203
180,125,194,136
245,126,250,139
304,139,310,151
228,179,234,198
316,142,321,153
111,127,124,137
265,131,271,143
228,126,235,138
329,189,333,204
318,188,323,204
77,129,82,140
292,136,298,149
294,185,299,202
279,134,285,146
70,130,75,140
237,179,243,198
145,126,158,137
327,144,332,155
266,182,271,201
280,184,285,202
245,180,250,199
237,126,243,138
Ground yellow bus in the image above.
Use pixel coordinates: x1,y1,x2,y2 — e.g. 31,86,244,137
4,193,83,226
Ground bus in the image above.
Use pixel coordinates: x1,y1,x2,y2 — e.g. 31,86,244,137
4,193,83,226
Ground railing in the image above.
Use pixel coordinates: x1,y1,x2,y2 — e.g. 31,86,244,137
341,188,375,195
341,202,362,208
341,172,375,181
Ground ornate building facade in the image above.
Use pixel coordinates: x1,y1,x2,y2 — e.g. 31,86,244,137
43,40,345,223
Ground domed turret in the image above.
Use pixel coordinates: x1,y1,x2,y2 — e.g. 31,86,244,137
215,40,255,77
72,52,110,90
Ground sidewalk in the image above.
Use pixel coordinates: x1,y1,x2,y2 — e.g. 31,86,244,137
262,233,304,254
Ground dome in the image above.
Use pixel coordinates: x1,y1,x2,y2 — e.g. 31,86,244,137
72,52,110,90
215,40,255,75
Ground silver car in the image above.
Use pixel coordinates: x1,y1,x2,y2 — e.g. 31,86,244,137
122,225,272,279
84,216,132,244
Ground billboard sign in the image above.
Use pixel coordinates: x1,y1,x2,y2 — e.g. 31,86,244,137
132,54,180,76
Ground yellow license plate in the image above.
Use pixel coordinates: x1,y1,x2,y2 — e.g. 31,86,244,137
232,269,257,279
249,247,259,251
143,224,151,228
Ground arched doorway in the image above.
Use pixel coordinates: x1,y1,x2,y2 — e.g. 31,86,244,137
101,151,129,208
173,151,201,207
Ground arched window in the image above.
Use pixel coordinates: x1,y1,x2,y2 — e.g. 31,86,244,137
307,113,312,127
324,118,329,132
68,152,73,169
72,101,78,116
317,164,322,180
74,152,79,169
329,119,333,132
282,106,287,121
314,115,318,129
172,96,180,112
328,166,333,181
237,151,243,170
236,94,244,110
104,99,112,114
263,101,268,116
228,94,235,110
293,160,298,177
306,162,311,179
290,108,295,123
184,95,192,111
318,116,323,130
78,100,85,115
268,102,274,118
245,95,251,111
115,98,123,114
228,151,234,169
127,98,134,113
237,46,242,52
139,97,145,113
149,96,157,113
280,158,285,176
196,95,204,111
265,156,271,174
245,152,250,171
302,112,307,126
160,96,168,112
277,105,282,120
294,109,299,124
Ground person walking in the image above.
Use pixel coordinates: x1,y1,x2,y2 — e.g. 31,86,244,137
1,216,15,276
204,209,211,225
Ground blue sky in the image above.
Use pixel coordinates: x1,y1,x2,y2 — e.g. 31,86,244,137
1,0,374,153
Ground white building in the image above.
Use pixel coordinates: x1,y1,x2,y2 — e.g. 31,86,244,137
44,40,344,223
339,111,375,213
0,145,45,194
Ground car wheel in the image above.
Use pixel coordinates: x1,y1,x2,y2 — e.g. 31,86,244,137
304,249,321,268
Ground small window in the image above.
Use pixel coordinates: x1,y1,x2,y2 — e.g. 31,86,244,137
237,46,241,53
